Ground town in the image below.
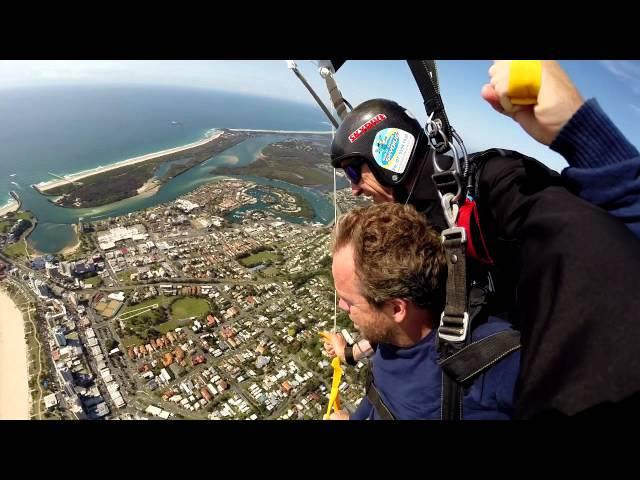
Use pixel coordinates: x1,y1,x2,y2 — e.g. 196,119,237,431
0,179,372,420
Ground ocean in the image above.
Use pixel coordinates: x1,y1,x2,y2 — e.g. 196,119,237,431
0,85,335,253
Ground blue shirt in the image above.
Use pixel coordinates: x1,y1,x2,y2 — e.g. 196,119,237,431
350,317,519,420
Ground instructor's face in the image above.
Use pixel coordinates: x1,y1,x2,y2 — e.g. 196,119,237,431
345,163,394,204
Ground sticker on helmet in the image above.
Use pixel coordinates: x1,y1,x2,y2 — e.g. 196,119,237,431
348,114,387,143
372,128,415,174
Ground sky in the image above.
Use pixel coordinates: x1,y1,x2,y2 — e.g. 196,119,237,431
0,59,638,172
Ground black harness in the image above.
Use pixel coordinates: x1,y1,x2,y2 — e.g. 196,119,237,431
365,149,523,420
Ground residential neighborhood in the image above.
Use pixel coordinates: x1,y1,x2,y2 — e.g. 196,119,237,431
0,181,371,420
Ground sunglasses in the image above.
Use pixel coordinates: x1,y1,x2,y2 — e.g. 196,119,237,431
341,158,365,184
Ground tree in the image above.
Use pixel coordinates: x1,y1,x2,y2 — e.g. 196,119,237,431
307,379,320,392
288,341,302,355
147,327,161,338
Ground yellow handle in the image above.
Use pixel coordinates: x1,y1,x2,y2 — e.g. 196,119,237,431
319,331,332,341
508,60,542,105
324,357,344,420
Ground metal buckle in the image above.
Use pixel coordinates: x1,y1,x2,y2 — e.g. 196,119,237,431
441,225,466,245
431,142,462,205
439,195,461,230
439,311,469,343
425,113,449,153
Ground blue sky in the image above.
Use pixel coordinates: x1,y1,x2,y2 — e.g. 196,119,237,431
0,60,637,172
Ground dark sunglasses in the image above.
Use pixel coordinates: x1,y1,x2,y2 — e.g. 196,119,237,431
341,158,365,184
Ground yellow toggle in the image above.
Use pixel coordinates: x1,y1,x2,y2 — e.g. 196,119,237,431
324,356,344,420
508,60,542,105
319,331,332,341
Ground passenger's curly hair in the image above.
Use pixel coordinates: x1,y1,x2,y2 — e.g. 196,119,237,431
332,203,447,312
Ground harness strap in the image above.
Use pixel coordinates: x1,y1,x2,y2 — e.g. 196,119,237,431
441,369,463,420
439,330,521,383
439,226,469,342
436,222,469,421
365,366,396,420
458,199,494,265
407,60,452,148
323,73,349,121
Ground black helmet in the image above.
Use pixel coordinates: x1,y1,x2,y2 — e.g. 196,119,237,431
331,98,425,188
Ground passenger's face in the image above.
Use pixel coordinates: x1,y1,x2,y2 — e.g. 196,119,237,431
332,244,395,344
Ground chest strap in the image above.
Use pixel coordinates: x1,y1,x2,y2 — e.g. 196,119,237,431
439,330,521,384
365,365,396,420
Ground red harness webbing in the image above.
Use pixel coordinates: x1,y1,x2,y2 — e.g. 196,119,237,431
457,199,494,265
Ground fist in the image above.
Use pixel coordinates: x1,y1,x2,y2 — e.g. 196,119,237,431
481,60,584,145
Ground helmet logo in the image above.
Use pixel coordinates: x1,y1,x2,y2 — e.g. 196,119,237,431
372,128,415,174
348,114,387,143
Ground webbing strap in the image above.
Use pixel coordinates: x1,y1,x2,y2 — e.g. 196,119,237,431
439,330,521,383
458,200,494,265
438,225,468,421
439,227,468,342
441,371,463,420
323,74,349,121
407,60,452,145
365,366,396,420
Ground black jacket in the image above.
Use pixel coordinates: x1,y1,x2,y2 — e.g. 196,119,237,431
474,150,640,418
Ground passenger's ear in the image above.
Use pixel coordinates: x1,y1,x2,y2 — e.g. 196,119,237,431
388,298,409,324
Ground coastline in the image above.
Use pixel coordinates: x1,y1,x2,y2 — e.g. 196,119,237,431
0,199,20,217
31,129,332,195
58,224,81,257
0,289,31,420
227,128,333,135
34,130,226,193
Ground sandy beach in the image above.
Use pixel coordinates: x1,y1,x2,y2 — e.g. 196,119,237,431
0,289,30,420
31,128,332,194
34,130,226,193
58,224,81,257
0,199,20,217
136,177,162,196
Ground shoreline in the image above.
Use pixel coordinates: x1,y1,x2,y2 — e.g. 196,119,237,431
32,129,332,194
227,129,333,134
58,224,81,257
0,199,20,217
0,289,31,420
33,130,226,193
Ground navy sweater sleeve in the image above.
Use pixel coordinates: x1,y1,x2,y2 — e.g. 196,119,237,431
554,98,640,237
